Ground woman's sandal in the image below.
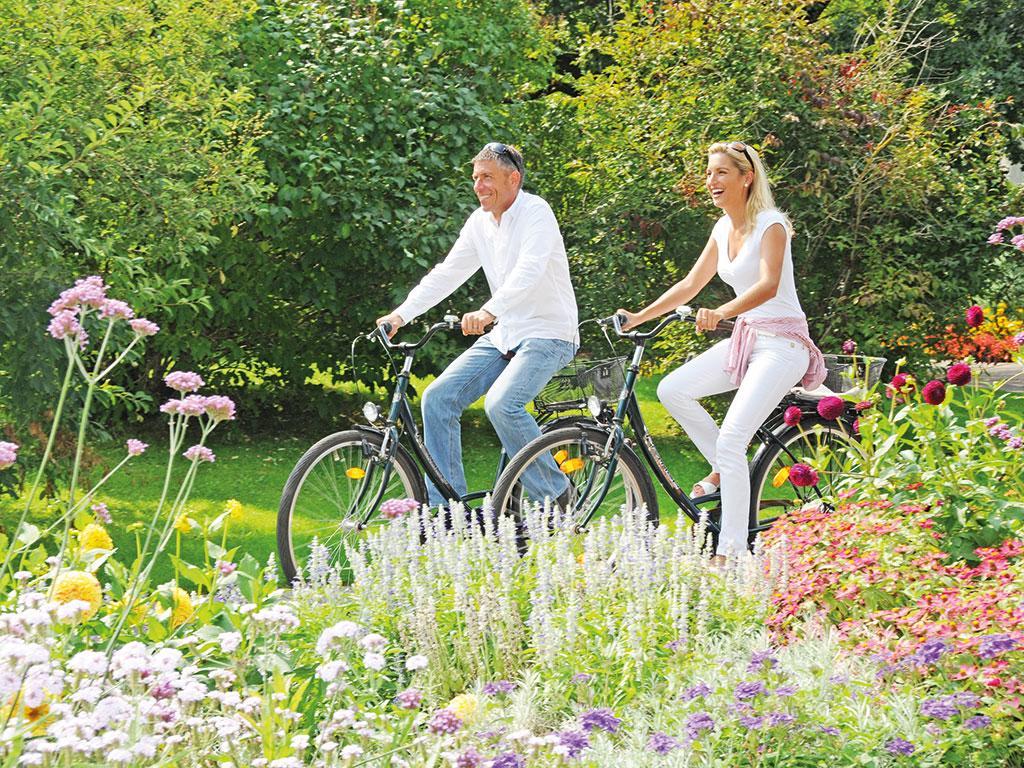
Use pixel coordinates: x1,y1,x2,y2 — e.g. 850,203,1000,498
691,477,720,498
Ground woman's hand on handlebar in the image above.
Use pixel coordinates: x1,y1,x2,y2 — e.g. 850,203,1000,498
614,308,642,332
374,312,405,339
694,307,726,332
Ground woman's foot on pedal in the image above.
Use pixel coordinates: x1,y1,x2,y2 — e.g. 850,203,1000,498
691,473,721,498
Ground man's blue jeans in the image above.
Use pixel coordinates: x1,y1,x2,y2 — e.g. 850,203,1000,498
421,334,577,506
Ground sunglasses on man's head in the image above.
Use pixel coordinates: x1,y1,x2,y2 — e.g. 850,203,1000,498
484,142,524,174
728,141,754,169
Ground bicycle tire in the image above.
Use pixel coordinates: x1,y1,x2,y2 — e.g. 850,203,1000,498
491,425,658,533
748,417,859,538
277,430,426,584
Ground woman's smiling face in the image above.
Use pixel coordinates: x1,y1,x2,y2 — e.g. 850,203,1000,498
705,152,750,210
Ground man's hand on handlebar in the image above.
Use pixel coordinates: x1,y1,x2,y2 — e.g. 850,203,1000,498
614,308,642,332
461,309,495,336
374,312,405,339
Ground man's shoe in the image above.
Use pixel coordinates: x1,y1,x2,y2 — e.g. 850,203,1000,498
555,484,577,515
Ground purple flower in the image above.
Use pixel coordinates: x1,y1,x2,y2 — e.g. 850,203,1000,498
747,649,779,673
0,441,19,471
766,712,796,727
818,725,840,736
964,715,991,730
946,363,972,386
129,318,160,336
579,708,622,733
681,682,712,701
739,714,765,730
951,691,980,708
1007,437,1023,451
920,696,959,720
557,730,590,758
910,638,947,666
490,753,524,768
685,711,715,740
842,339,857,354
922,380,946,406
165,371,205,393
571,672,592,684
1015,332,1024,347
217,560,237,576
395,688,423,710
774,684,798,698
783,406,803,427
885,738,915,755
647,732,681,754
183,445,215,463
126,439,148,457
149,680,176,700
966,305,985,328
788,463,819,487
977,634,1017,659
381,497,420,520
984,416,1001,427
816,396,845,421
91,502,112,524
734,680,767,701
456,749,484,768
482,680,515,696
428,708,462,734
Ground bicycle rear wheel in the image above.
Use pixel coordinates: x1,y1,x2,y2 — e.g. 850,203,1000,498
277,430,426,584
491,425,657,532
748,417,859,536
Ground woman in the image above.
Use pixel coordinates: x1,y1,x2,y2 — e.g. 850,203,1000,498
616,141,825,562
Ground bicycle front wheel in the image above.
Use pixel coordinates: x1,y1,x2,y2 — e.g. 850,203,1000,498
491,425,657,532
748,417,859,536
277,430,426,584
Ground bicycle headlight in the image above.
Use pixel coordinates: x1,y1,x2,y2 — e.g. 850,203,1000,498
362,401,380,424
586,395,603,418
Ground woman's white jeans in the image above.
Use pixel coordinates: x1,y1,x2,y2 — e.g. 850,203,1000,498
657,334,809,557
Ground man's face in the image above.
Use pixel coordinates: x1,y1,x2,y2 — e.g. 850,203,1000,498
472,159,520,215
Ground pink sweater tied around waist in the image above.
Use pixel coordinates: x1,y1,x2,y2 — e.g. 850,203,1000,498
723,316,827,390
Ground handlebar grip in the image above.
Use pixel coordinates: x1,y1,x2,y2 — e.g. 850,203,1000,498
379,322,392,336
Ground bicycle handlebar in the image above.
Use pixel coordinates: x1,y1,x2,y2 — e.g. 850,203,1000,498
598,305,734,341
372,313,491,352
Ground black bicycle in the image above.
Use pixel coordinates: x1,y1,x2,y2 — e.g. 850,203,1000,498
490,306,868,547
276,315,620,583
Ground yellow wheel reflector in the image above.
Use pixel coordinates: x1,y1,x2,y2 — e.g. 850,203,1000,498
346,467,366,479
553,449,568,464
772,466,791,488
560,457,585,474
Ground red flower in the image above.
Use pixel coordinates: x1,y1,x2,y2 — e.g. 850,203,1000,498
817,396,845,421
855,400,873,412
783,406,803,426
852,418,860,435
789,463,819,487
946,363,972,386
922,380,946,406
966,305,985,328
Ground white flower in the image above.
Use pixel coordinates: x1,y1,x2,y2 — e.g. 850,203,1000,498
108,749,133,764
218,631,242,653
404,654,428,671
68,650,108,676
362,652,385,671
291,734,310,751
55,600,93,622
358,632,386,651
316,620,361,656
317,660,349,682
152,648,184,672
341,745,363,760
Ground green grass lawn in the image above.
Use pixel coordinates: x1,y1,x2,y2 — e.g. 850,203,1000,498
0,375,708,584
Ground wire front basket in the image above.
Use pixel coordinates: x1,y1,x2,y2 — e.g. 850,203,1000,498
534,357,627,414
822,354,887,394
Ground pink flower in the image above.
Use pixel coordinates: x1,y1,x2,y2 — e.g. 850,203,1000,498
126,439,148,457
47,310,87,344
217,561,237,576
855,400,873,412
922,380,946,406
164,371,205,393
99,299,134,320
129,318,160,337
47,276,107,316
1015,333,1024,347
203,396,236,422
886,373,912,398
842,339,857,354
183,445,215,463
92,502,112,524
1012,234,1024,251
381,498,420,520
852,418,860,435
783,406,803,427
946,363,972,386
159,399,183,415
789,463,819,487
965,305,984,328
988,233,1004,244
179,395,208,417
0,441,19,470
816,396,845,421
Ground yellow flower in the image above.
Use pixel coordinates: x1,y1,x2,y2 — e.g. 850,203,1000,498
78,523,113,551
2,694,51,735
174,514,194,534
224,498,243,521
446,693,479,722
171,587,194,628
52,570,102,619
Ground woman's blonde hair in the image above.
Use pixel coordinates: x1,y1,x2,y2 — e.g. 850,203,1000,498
707,142,793,237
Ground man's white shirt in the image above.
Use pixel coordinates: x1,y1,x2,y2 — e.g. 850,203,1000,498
394,190,578,354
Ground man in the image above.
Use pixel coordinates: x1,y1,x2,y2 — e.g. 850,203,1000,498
376,142,578,508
